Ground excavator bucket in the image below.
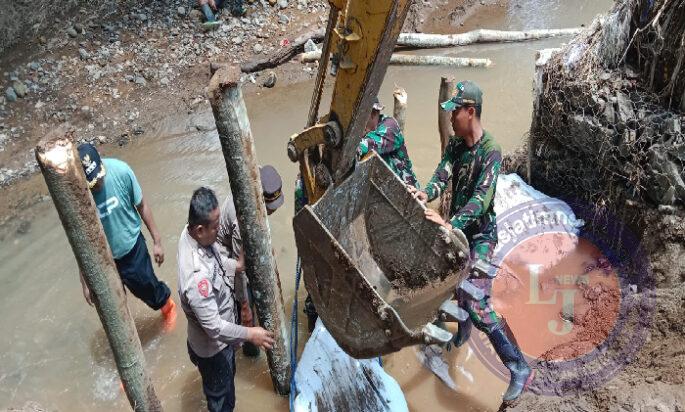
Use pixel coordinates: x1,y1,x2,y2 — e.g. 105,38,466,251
293,154,471,358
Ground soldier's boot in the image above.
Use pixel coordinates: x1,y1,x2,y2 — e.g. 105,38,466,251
161,297,177,333
487,327,534,402
452,317,472,348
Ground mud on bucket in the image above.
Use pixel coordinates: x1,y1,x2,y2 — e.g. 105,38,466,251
293,154,471,358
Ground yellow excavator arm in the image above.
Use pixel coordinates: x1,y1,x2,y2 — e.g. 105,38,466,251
288,0,473,358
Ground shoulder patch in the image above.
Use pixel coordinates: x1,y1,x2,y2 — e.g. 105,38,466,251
197,279,210,298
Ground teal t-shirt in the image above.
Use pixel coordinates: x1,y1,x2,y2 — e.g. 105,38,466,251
92,158,143,259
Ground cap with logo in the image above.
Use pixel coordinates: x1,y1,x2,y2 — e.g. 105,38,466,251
77,143,106,189
260,165,284,211
440,80,483,112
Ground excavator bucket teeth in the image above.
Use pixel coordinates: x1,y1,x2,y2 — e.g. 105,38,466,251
293,154,470,358
439,300,470,322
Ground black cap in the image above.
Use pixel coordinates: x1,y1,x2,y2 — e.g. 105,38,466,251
260,165,284,211
77,143,106,188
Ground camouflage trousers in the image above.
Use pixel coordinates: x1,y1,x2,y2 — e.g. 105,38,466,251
457,240,503,334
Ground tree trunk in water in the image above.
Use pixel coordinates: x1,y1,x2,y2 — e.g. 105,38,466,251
300,51,491,67
393,86,407,131
208,65,291,395
35,131,162,412
438,77,454,220
397,28,582,48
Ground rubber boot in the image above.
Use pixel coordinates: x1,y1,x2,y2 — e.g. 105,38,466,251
161,297,177,333
487,327,534,402
452,317,472,348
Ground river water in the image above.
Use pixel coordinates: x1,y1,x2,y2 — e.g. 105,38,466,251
0,1,613,410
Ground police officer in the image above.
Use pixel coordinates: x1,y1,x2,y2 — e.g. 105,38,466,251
77,143,176,331
411,81,533,402
178,187,274,412
217,165,285,357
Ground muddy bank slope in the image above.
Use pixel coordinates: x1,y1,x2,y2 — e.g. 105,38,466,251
503,0,685,409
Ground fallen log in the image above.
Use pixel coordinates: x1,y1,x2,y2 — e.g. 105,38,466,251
397,28,582,48
300,50,492,67
242,28,579,73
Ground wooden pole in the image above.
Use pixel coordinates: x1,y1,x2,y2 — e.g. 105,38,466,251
300,51,492,68
438,77,455,220
397,28,582,48
393,86,407,131
207,65,291,395
35,131,162,412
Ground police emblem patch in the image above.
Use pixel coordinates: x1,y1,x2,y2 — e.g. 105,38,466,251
198,279,210,298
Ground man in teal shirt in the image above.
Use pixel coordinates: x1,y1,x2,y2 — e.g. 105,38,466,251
78,143,176,331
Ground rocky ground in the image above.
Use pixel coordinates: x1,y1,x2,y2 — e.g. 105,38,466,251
0,0,500,239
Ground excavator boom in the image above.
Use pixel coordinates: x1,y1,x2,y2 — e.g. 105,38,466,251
289,0,472,358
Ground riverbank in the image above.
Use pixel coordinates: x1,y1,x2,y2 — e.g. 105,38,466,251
0,0,505,239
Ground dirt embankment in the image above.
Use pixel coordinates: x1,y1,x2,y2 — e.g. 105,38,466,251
0,0,503,239
501,0,685,409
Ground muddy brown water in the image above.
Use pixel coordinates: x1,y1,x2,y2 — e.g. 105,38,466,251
0,1,613,410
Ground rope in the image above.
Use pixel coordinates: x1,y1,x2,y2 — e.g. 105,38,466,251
289,257,302,411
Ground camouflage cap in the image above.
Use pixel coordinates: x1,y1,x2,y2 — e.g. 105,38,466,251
440,80,483,111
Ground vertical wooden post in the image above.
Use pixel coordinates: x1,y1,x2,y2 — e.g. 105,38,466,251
35,131,162,412
207,65,291,395
393,86,408,131
438,76,455,219
438,76,455,152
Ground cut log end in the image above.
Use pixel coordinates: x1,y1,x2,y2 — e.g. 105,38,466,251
393,86,408,105
35,127,76,173
208,64,242,104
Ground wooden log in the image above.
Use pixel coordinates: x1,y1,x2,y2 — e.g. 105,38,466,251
35,131,162,412
393,86,407,131
241,28,325,73
300,50,492,67
397,28,583,48
208,65,291,395
438,77,455,220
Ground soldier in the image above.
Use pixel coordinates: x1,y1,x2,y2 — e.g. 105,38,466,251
217,165,285,357
77,143,176,331
410,81,533,402
358,97,419,188
178,187,274,412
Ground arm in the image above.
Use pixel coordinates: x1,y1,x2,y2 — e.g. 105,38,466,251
136,198,164,266
448,148,501,230
423,139,458,202
357,118,402,158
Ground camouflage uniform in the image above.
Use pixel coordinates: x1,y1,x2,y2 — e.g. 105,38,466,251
425,130,503,333
358,115,419,188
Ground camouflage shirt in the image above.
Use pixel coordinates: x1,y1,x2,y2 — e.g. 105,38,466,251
357,115,419,188
425,131,501,245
